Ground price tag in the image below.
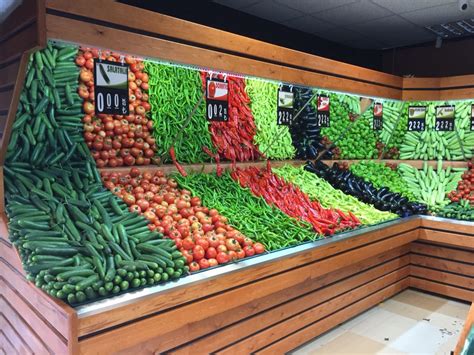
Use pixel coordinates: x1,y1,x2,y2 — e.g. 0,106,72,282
373,102,383,130
277,85,294,125
206,78,228,121
471,105,474,131
316,95,330,127
435,105,455,131
94,59,129,115
407,106,426,131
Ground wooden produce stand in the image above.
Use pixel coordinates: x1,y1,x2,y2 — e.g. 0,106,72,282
0,1,473,354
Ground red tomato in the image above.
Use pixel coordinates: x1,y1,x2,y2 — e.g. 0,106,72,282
225,238,240,251
193,245,205,261
217,245,227,253
182,237,195,250
208,235,220,248
236,249,245,259
205,247,217,259
244,246,255,257
216,252,229,264
208,258,218,267
254,243,265,254
189,261,200,272
198,258,210,269
129,204,141,213
196,238,209,250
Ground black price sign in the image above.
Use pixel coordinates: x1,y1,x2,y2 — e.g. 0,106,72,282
206,78,228,121
471,105,474,131
94,59,129,115
435,105,455,131
277,85,294,125
407,106,426,131
373,102,383,130
316,95,330,127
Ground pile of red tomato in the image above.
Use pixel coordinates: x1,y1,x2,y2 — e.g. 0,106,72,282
101,168,265,271
448,161,474,203
76,48,157,167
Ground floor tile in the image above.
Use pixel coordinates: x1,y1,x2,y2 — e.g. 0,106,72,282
302,331,386,354
292,326,347,354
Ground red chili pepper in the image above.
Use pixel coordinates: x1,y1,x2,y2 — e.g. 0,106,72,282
169,146,187,177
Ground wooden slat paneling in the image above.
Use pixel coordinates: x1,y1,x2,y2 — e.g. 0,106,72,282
217,268,409,354
0,91,13,113
411,241,474,264
0,331,15,355
255,280,409,354
45,15,401,100
46,0,402,89
409,277,472,302
420,219,474,236
77,225,418,336
418,229,474,249
0,60,20,88
1,279,67,353
410,265,473,290
171,256,410,354
0,315,32,354
411,254,474,277
0,22,38,64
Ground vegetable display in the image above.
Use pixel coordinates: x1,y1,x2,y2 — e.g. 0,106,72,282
447,160,474,203
273,165,396,225
433,199,474,221
319,93,378,159
200,73,261,162
375,100,405,159
4,44,186,305
174,172,317,250
306,161,427,216
398,161,464,209
349,160,417,201
145,61,214,163
231,166,360,235
77,48,156,167
399,102,474,160
102,168,263,270
289,87,333,159
245,79,295,159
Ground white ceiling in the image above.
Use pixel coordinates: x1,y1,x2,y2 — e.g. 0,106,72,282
213,0,474,49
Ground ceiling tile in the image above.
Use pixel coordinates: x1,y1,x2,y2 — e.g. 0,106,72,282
239,0,303,22
282,15,334,34
312,26,370,43
371,0,457,14
352,15,435,46
213,0,261,10
273,0,359,14
311,0,393,25
342,37,386,49
400,2,474,26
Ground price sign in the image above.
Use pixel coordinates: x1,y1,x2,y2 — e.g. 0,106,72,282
471,105,474,131
94,59,129,115
277,85,294,125
373,102,383,130
206,78,228,121
316,95,330,127
435,105,455,131
407,106,426,131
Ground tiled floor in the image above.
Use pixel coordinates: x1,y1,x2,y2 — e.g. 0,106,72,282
292,289,470,355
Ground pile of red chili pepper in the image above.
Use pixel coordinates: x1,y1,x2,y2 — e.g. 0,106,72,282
200,73,261,162
231,166,361,235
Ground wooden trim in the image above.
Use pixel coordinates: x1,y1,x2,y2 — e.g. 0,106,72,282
418,229,474,249
409,277,473,302
255,280,409,354
45,15,402,100
411,241,474,264
410,265,473,290
411,254,474,277
45,0,402,90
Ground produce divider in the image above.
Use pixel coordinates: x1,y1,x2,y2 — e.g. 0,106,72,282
0,1,473,354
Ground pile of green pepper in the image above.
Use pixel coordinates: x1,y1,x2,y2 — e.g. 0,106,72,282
245,79,295,160
273,165,397,225
145,61,214,163
349,161,417,201
173,171,318,250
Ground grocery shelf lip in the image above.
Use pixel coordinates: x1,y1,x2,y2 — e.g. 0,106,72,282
75,215,420,318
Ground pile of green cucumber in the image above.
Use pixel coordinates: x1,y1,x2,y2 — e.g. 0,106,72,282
4,43,187,305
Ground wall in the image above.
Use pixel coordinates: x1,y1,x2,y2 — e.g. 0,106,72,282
383,37,474,77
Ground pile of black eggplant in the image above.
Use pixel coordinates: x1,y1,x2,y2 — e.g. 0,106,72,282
289,88,332,159
304,161,428,217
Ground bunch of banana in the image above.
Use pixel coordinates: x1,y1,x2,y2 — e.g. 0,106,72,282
398,161,465,209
